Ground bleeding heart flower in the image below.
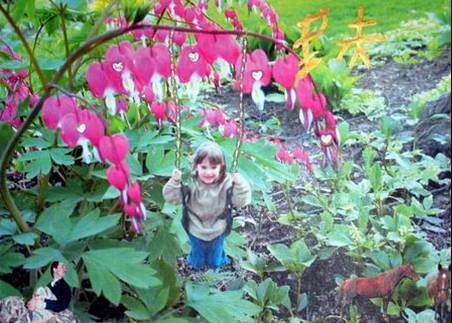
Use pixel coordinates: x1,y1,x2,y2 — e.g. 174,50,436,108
196,33,241,65
103,41,139,103
136,44,171,102
235,49,271,110
176,45,211,83
106,161,130,191
219,120,239,138
177,44,211,102
42,95,78,130
155,29,169,43
98,133,130,164
172,31,187,47
296,77,327,131
82,111,105,147
59,108,100,163
318,128,340,170
86,63,120,115
273,54,299,109
276,146,294,164
200,109,226,127
293,146,313,174
150,102,166,128
127,182,142,204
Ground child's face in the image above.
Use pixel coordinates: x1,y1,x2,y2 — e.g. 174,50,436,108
196,158,222,184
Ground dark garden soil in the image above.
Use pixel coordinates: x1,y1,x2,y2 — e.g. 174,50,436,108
178,48,451,322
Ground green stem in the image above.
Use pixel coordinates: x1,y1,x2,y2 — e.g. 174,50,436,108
283,182,296,220
0,4,47,87
36,174,50,213
59,5,73,90
296,274,302,313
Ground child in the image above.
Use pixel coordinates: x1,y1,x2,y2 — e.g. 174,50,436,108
163,141,251,270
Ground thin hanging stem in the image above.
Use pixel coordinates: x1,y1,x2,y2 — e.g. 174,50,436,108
231,36,248,173
59,4,73,89
169,30,182,170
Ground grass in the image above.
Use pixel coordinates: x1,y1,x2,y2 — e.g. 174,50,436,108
208,0,451,41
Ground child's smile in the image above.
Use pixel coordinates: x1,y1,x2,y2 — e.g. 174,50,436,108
196,158,221,184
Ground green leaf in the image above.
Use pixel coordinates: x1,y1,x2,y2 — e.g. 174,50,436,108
69,209,120,243
0,122,14,155
326,226,353,247
0,251,25,274
19,150,52,179
298,292,308,312
12,0,28,21
186,281,260,323
12,232,39,245
404,238,438,274
265,93,286,103
35,201,75,245
83,248,160,305
122,295,151,320
148,226,182,266
368,164,382,192
147,149,176,177
267,244,292,267
50,148,75,165
0,280,22,298
23,247,64,269
0,59,29,70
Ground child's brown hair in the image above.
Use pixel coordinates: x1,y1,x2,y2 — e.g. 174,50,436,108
192,141,226,183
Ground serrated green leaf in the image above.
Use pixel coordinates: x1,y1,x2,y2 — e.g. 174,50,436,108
50,148,75,165
82,248,160,305
12,232,39,245
35,201,75,245
0,252,25,274
69,209,120,242
186,281,260,323
0,280,22,298
12,0,28,21
23,247,64,269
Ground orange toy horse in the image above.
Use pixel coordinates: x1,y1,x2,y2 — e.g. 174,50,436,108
339,263,420,321
427,263,451,322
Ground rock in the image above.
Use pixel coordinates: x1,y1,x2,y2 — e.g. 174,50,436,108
414,94,451,157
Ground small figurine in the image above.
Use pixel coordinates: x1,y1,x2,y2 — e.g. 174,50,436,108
339,263,419,321
0,261,78,322
427,263,451,322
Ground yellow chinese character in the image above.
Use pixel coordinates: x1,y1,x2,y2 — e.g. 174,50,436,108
336,5,385,68
294,8,329,80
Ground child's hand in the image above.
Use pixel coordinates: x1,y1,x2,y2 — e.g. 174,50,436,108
231,173,241,184
172,169,182,182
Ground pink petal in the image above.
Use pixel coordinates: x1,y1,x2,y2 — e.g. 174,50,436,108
127,182,142,204
273,54,299,90
98,133,130,164
106,161,130,191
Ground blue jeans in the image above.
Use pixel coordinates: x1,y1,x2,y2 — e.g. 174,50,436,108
188,234,230,270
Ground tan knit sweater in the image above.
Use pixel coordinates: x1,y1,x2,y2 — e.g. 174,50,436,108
162,173,251,241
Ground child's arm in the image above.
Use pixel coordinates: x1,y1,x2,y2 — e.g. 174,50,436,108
231,173,251,208
162,169,183,204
